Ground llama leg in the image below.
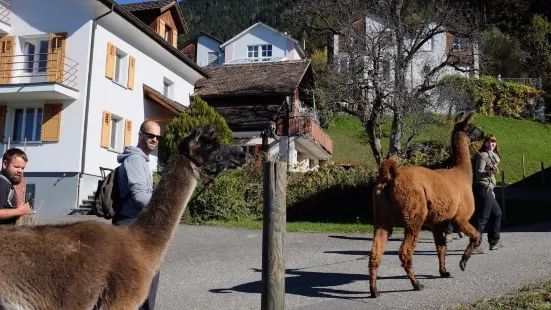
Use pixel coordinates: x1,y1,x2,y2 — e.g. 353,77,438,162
454,218,481,271
369,226,391,298
399,226,423,291
432,222,450,277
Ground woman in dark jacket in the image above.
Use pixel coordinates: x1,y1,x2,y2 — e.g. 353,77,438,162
472,134,505,253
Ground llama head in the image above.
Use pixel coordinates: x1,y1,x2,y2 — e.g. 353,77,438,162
178,126,247,176
453,111,485,142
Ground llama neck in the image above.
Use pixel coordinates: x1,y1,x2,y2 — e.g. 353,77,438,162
451,132,472,176
131,154,199,253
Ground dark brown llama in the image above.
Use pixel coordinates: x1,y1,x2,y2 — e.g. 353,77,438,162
369,111,485,298
0,126,246,310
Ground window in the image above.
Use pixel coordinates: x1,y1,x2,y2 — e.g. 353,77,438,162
164,25,172,43
109,114,124,151
25,184,36,207
113,48,128,85
247,44,272,61
13,107,43,142
421,38,434,52
207,52,218,66
163,77,174,98
452,37,464,51
23,38,49,75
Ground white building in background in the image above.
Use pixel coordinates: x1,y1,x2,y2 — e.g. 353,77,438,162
0,0,209,215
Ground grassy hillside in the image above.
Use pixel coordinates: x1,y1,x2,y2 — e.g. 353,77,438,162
325,114,551,184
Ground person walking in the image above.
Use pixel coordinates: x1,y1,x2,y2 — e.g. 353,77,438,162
472,134,504,254
112,120,162,310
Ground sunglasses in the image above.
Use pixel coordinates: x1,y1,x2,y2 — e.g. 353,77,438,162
141,131,162,140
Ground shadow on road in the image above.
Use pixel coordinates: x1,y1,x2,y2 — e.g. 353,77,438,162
210,267,442,299
324,250,465,256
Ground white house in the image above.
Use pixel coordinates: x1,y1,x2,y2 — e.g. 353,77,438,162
0,0,210,215
180,32,224,67
332,12,478,100
221,22,306,64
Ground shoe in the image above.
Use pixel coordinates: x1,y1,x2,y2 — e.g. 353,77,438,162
472,245,487,254
445,234,454,243
490,241,505,250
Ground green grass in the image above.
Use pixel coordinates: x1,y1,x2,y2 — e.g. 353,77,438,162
201,219,381,234
452,278,551,310
325,114,551,184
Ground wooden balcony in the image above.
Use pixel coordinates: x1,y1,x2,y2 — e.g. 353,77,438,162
0,53,80,100
0,0,10,34
276,116,333,155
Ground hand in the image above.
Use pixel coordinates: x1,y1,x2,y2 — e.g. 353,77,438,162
16,203,31,216
491,191,495,199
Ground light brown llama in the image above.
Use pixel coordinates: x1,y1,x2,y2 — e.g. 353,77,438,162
368,111,485,298
0,126,246,310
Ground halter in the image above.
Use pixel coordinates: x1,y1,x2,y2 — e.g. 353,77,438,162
185,153,228,204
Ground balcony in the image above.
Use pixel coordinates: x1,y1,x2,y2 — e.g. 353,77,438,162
0,0,10,34
0,53,79,101
276,115,333,159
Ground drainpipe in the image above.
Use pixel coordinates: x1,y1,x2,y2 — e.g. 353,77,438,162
77,2,114,208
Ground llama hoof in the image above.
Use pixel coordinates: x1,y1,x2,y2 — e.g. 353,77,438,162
440,271,451,278
413,282,424,291
370,291,380,298
459,260,467,271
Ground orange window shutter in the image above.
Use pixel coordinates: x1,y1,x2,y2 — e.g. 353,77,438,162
101,111,112,148
46,33,67,83
41,104,63,142
105,42,116,79
0,105,6,142
0,36,15,84
171,30,178,48
127,56,136,90
124,120,132,146
158,19,166,37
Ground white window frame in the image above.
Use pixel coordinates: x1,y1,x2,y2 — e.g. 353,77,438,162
20,36,50,83
113,48,128,86
109,113,124,152
11,106,44,143
207,51,219,66
163,77,174,98
247,44,273,62
420,38,434,52
452,37,464,52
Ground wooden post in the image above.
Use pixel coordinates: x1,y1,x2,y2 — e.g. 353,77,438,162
501,171,506,224
541,162,545,188
522,155,525,185
261,160,286,310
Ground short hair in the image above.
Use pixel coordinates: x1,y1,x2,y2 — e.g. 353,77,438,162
2,148,28,164
139,120,160,133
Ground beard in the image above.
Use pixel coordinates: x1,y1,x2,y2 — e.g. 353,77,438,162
4,171,22,185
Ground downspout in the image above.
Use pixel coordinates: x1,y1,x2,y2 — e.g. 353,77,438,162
77,3,114,208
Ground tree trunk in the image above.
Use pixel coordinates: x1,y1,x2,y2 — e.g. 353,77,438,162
362,112,383,166
388,110,404,155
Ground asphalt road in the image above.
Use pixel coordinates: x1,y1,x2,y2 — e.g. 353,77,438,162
37,216,551,310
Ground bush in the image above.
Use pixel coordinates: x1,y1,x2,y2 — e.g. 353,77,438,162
159,96,233,166
440,75,544,119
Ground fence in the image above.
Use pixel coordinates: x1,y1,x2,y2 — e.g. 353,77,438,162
0,53,79,88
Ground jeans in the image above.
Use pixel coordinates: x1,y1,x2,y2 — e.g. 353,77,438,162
472,183,502,246
112,213,160,310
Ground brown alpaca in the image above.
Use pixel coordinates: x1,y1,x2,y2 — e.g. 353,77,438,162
369,111,485,298
0,126,246,310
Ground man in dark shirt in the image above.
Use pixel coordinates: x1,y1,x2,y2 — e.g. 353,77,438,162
0,148,31,225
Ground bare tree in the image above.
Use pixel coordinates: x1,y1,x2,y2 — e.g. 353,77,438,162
285,0,481,165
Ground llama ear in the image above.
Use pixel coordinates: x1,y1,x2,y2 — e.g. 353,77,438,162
464,110,476,123
454,111,465,123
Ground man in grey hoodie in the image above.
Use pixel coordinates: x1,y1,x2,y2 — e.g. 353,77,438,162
112,120,161,310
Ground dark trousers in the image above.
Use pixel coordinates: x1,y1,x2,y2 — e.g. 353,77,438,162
112,213,160,310
472,183,502,246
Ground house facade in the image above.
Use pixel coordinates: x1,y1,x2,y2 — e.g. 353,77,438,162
331,13,477,107
0,0,208,215
180,32,224,67
194,60,333,172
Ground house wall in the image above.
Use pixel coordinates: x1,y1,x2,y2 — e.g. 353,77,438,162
196,35,223,67
223,25,299,63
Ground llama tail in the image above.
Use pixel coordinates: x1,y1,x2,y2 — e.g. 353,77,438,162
375,158,397,193
372,157,398,230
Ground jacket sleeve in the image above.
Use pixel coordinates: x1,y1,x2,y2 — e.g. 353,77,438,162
123,156,152,208
476,153,492,178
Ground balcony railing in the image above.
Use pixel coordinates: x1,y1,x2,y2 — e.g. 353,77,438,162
276,116,333,154
0,53,79,88
0,0,10,25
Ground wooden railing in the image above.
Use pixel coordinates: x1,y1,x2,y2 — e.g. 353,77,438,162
0,0,10,24
0,53,79,88
276,116,333,154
